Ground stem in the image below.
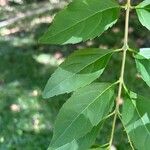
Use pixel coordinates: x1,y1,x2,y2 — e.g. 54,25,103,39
108,0,131,149
108,110,118,149
128,48,138,54
104,111,115,120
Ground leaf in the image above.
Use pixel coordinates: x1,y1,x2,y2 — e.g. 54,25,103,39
48,123,101,150
43,48,114,98
122,92,150,150
136,0,150,30
39,0,120,44
89,145,108,150
47,140,78,150
138,48,150,59
136,0,150,8
89,148,107,150
134,48,150,87
49,83,115,149
77,125,101,150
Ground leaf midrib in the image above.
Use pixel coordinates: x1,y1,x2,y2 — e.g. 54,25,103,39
45,52,112,96
52,83,114,147
44,5,119,39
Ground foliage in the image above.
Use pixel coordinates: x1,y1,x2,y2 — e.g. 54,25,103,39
135,48,150,87
39,0,120,44
136,0,150,30
42,49,114,98
40,0,150,150
122,91,150,150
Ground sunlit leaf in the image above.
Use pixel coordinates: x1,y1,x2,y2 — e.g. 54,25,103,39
43,48,114,98
136,0,150,30
135,48,150,87
39,0,120,44
122,92,150,150
48,83,115,149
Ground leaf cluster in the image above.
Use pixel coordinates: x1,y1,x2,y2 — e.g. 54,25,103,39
39,0,150,149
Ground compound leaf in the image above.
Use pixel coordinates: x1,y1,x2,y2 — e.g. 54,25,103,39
135,48,150,87
43,48,114,98
39,0,120,44
49,83,115,149
136,0,150,30
122,92,150,150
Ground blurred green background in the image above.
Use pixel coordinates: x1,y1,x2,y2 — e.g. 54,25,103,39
0,0,149,149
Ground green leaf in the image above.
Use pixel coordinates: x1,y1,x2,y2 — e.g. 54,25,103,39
39,0,120,44
48,126,103,150
78,120,109,150
122,92,150,150
89,148,107,150
77,125,101,150
136,0,150,8
43,48,114,98
49,83,115,149
136,0,150,30
135,48,150,87
48,123,102,150
47,140,78,150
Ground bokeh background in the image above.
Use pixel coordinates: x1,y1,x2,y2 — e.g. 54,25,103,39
0,0,150,149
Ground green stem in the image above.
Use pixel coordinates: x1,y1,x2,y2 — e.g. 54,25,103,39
114,48,123,52
104,111,115,120
128,48,138,54
126,130,135,150
108,0,131,149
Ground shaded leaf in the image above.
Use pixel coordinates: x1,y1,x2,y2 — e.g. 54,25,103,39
49,83,115,149
48,124,101,150
39,0,120,44
77,124,101,150
122,92,150,150
135,48,150,87
136,0,150,30
89,148,107,150
43,48,114,98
